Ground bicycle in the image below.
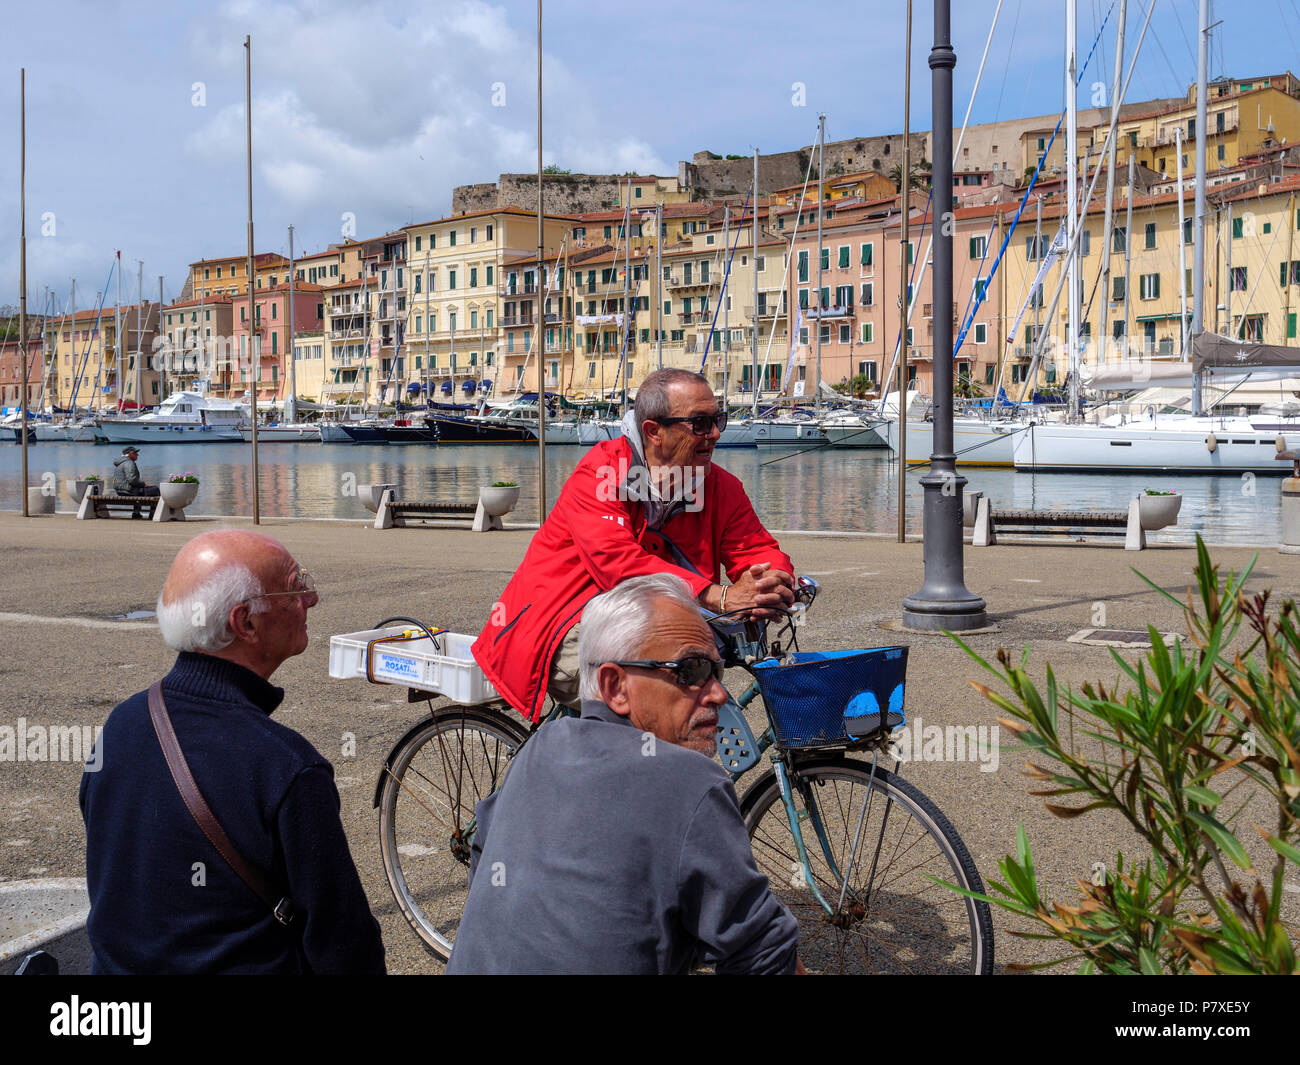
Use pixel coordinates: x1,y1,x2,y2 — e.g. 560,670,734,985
355,580,994,974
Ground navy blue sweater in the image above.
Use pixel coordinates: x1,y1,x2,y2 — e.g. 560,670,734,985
79,652,385,974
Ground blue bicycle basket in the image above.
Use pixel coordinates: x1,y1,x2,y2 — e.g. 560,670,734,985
753,646,908,750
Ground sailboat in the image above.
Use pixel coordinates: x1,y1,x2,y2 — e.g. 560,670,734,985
1010,4,1300,474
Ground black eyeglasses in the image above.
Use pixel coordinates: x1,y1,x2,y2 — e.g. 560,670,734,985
604,655,725,689
653,410,728,436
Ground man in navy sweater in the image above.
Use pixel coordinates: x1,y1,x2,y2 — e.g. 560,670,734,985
79,530,385,974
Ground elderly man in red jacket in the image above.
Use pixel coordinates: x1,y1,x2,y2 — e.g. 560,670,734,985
473,368,795,722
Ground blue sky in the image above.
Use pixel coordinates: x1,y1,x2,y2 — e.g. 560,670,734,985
0,0,1291,314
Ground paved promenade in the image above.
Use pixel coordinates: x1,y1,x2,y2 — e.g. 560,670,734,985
0,510,1294,973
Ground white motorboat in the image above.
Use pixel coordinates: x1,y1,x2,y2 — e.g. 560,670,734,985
819,409,889,449
240,423,321,442
750,412,828,447
97,391,250,444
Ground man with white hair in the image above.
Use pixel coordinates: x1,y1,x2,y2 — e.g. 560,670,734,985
448,573,800,975
79,529,385,974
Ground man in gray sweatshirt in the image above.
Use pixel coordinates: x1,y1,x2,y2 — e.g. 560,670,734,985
110,446,159,518
448,573,800,974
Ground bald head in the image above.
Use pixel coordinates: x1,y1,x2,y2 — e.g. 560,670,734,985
161,530,289,609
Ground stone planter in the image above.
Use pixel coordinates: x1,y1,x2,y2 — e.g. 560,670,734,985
358,483,395,514
67,479,98,503
26,487,55,515
1137,492,1182,531
478,485,520,518
160,481,200,510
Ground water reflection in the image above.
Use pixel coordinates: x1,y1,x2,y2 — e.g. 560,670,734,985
0,440,1283,544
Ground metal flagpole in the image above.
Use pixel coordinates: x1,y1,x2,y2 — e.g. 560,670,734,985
245,34,260,524
535,0,547,521
115,255,122,414
901,0,988,632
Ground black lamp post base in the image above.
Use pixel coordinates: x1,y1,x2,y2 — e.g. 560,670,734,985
900,597,990,632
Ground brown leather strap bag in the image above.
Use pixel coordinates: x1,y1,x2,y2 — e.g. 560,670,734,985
147,681,295,926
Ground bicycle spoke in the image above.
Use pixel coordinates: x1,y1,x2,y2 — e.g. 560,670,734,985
744,761,992,975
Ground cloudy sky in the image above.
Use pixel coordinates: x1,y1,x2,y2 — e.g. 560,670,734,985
0,0,1289,313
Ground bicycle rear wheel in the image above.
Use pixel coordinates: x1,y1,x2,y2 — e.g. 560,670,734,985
742,756,994,974
377,705,529,961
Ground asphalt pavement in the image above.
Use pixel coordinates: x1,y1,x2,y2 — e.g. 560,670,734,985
0,510,1294,973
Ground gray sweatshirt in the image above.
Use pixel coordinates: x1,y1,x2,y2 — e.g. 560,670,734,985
111,456,144,495
447,700,799,974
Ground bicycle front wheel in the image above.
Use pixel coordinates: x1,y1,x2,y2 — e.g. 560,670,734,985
742,756,994,974
377,705,529,961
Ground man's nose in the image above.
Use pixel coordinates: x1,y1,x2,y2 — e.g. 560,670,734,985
702,675,727,705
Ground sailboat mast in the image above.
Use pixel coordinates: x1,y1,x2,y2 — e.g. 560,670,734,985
115,254,122,412
69,279,75,416
288,224,296,422
1065,0,1080,418
751,150,758,403
135,260,144,408
1123,154,1135,354
656,202,663,371
722,204,729,399
751,149,758,395
814,113,825,414
1099,0,1127,362
1191,0,1209,414
1176,127,1189,356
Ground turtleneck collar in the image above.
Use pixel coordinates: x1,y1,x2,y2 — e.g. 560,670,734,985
163,651,285,716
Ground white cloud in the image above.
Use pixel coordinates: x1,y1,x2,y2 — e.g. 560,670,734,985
182,0,669,240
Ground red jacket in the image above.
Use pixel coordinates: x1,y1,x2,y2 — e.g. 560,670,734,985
471,436,793,721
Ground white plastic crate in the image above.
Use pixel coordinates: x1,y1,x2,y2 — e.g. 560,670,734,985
328,627,499,704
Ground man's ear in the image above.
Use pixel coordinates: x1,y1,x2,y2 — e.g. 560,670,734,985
640,419,661,449
226,602,258,645
596,663,631,717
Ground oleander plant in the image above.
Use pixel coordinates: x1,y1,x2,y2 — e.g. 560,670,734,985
951,537,1299,974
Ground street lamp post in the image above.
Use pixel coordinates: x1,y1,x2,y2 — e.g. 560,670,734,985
901,0,988,632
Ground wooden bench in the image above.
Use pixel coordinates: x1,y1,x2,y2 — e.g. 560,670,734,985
373,488,503,532
75,483,187,523
972,495,1148,550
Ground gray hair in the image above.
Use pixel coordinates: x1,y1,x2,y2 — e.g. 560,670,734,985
577,573,703,702
634,368,711,425
156,563,269,652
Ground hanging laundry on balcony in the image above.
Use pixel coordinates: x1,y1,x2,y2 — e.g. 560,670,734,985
575,313,625,326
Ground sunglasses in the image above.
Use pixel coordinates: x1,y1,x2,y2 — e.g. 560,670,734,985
248,567,317,602
606,655,725,689
654,410,728,436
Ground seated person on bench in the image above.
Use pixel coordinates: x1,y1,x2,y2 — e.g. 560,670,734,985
111,446,160,518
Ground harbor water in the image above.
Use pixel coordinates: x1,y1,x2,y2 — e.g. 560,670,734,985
0,439,1285,545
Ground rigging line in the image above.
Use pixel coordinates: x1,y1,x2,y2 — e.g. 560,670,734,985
69,257,117,414
698,191,752,374
1277,0,1300,70
885,0,1115,407
753,131,818,413
1169,0,1197,70
990,0,1023,140
1146,24,1183,90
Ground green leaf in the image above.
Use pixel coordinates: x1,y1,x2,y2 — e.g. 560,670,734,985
1187,811,1253,870
1265,835,1300,865
1183,785,1222,808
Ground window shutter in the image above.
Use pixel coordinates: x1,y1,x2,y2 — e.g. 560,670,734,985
861,243,871,266
969,237,977,259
